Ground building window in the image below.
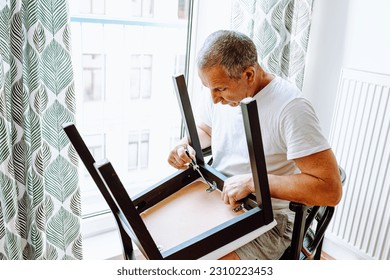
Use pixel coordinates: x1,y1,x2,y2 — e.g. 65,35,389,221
82,54,105,102
80,0,106,15
131,0,154,17
88,142,105,161
129,54,153,100
82,134,105,180
128,131,149,171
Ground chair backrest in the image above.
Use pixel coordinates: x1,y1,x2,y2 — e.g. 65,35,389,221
282,166,347,260
94,160,163,259
62,123,136,260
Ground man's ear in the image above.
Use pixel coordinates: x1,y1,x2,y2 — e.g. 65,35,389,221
244,66,255,82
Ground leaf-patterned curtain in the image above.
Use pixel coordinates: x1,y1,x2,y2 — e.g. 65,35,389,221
0,0,82,259
231,0,314,89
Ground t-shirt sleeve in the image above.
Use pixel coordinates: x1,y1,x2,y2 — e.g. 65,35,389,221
280,98,330,160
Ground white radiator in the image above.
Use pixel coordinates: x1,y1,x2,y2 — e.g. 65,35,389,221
326,68,390,260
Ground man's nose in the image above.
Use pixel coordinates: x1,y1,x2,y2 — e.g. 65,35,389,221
211,92,221,104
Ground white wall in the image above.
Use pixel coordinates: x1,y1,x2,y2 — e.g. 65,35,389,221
303,0,390,260
342,0,390,75
303,0,390,138
302,0,350,138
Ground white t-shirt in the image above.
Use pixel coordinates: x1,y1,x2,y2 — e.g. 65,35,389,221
197,76,330,212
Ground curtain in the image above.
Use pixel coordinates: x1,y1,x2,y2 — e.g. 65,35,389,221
0,0,82,259
231,0,314,89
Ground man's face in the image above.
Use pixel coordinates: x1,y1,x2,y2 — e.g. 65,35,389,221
198,65,252,107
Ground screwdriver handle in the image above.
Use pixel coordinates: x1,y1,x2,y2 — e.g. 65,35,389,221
184,149,196,166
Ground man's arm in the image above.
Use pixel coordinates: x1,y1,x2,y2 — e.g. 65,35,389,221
196,122,212,149
268,149,342,206
167,122,212,169
222,149,342,207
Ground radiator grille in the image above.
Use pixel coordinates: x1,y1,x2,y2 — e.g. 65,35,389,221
328,69,390,260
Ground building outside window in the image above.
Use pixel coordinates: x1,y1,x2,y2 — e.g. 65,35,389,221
128,131,149,171
68,0,192,238
129,54,153,100
130,0,154,17
79,133,106,216
82,54,105,101
80,0,106,15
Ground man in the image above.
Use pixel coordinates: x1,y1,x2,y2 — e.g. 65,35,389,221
168,30,342,260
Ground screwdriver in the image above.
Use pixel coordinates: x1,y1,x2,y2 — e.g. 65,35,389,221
184,149,243,212
185,149,216,192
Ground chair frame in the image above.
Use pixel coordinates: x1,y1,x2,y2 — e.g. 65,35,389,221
62,123,136,260
282,166,346,260
63,75,275,260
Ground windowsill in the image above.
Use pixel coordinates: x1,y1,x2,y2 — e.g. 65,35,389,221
82,230,124,260
81,212,124,260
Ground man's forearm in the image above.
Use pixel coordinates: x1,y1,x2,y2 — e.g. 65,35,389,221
197,127,211,149
268,172,341,206
177,125,211,150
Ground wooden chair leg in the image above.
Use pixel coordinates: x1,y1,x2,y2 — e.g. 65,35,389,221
289,203,309,260
314,238,324,260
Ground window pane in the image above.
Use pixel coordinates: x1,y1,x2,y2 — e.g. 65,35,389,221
140,132,149,168
130,0,142,17
83,134,105,178
70,1,191,219
142,0,154,17
140,141,149,168
92,0,105,14
130,54,141,65
129,54,152,99
141,68,152,98
78,133,107,216
143,54,152,67
169,125,181,149
83,54,104,101
130,69,141,99
128,143,139,170
174,54,186,75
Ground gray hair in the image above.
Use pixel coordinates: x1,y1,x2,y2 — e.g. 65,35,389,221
197,30,258,80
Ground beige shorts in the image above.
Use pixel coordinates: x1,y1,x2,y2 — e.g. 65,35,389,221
235,212,293,260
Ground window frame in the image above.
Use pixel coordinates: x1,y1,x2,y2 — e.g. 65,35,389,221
69,0,195,247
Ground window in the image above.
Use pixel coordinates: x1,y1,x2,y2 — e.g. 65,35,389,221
84,134,106,173
169,125,181,149
174,54,186,76
80,0,106,15
79,134,106,216
130,0,154,17
69,0,192,236
82,54,105,101
129,54,153,99
128,131,149,170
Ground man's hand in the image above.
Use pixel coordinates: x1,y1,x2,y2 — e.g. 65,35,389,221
167,144,196,170
222,174,254,206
